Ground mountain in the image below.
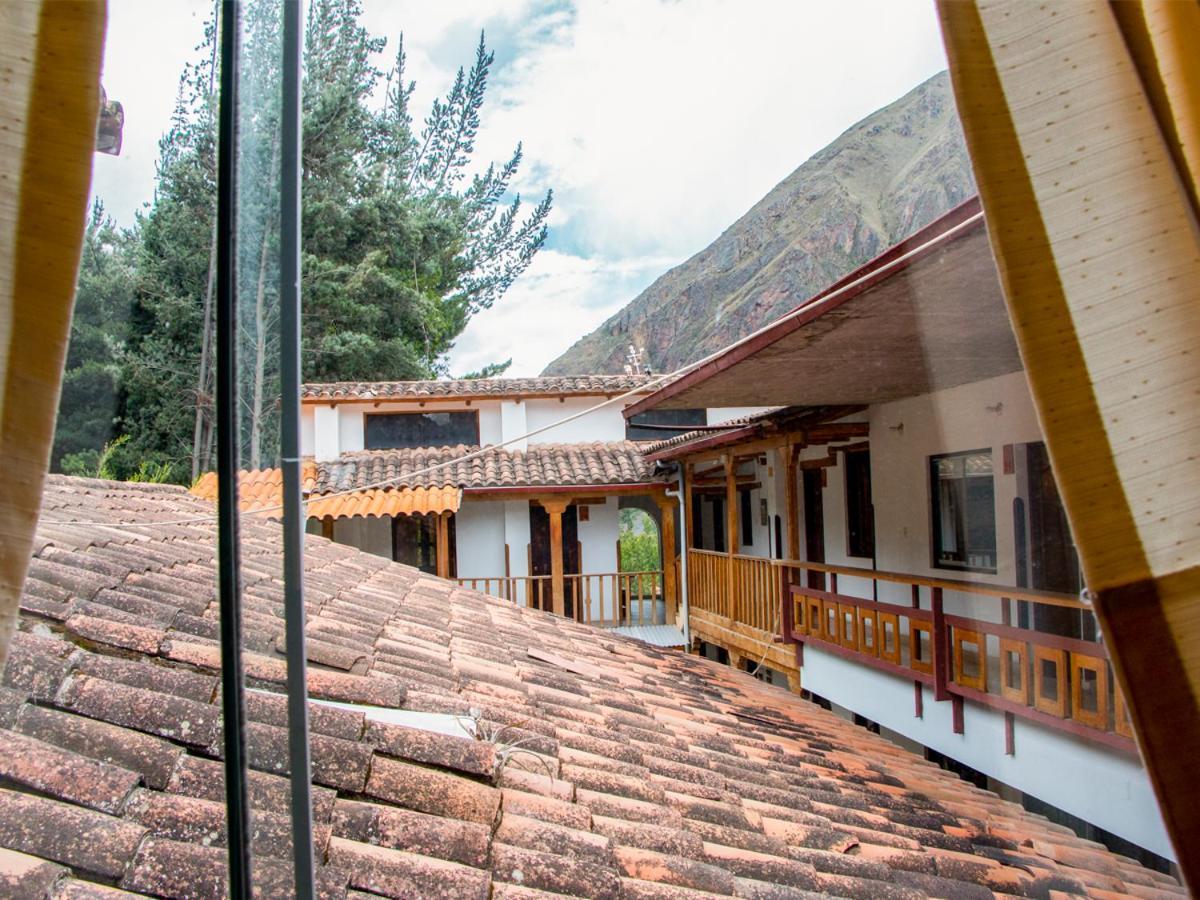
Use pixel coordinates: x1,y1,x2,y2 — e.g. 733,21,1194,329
542,71,976,376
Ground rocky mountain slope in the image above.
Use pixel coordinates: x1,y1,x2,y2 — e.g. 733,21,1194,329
543,71,976,376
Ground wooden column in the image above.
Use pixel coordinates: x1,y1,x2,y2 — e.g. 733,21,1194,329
541,498,570,617
783,445,800,561
655,494,678,625
725,456,738,620
435,512,450,579
683,463,695,550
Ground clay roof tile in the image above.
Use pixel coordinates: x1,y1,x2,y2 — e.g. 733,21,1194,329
0,475,1177,898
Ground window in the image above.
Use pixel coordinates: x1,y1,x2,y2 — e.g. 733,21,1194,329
625,408,707,441
844,448,875,559
931,450,996,572
365,411,479,450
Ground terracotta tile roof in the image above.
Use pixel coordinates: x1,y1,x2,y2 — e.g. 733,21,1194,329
316,442,664,492
190,461,319,512
302,375,656,403
189,466,462,520
640,410,780,455
2,474,1181,898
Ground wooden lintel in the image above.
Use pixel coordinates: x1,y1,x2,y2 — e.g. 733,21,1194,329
799,455,836,470
465,484,667,503
692,481,762,494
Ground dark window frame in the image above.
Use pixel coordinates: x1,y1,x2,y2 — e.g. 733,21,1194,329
625,408,707,441
844,448,875,559
930,448,998,574
739,487,753,548
364,409,480,450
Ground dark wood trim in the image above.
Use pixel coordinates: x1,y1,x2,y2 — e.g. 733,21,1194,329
1094,573,1200,867
789,584,931,624
944,612,1107,657
948,682,1137,755
464,483,667,500
792,630,934,686
303,389,655,406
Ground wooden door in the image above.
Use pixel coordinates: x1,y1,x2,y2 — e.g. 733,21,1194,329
802,469,826,590
529,503,580,615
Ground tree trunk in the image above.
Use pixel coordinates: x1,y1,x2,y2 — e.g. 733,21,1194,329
249,224,270,469
190,218,218,480
248,136,281,469
189,0,222,482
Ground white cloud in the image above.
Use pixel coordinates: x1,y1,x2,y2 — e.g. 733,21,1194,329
93,0,949,377
448,248,678,377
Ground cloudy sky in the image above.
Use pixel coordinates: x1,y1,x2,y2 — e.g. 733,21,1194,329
93,0,948,377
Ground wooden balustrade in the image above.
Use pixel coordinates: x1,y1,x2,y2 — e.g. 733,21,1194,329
456,570,664,629
778,559,1132,751
687,549,1134,753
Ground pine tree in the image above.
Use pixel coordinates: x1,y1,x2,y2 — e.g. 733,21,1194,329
59,0,552,478
54,201,136,475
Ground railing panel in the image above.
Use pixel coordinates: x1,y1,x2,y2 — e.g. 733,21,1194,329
777,558,1130,752
459,570,663,630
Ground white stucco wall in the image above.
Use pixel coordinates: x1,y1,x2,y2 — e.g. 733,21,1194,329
312,405,340,461
801,647,1173,859
525,397,630,444
504,500,532,606
454,500,506,580
738,456,775,558
780,370,1170,858
301,407,315,456
303,399,504,459
579,497,619,618
866,370,1044,614
500,400,528,451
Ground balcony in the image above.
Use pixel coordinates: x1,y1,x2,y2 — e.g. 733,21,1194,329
455,569,684,646
687,549,1135,753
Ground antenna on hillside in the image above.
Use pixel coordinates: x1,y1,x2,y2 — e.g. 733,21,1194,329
625,344,649,375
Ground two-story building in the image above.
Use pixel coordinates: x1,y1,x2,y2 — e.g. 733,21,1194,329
622,197,1175,866
194,374,759,646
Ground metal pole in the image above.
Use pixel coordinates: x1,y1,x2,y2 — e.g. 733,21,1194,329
280,1,315,896
215,1,252,895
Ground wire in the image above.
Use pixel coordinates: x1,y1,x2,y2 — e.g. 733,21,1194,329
40,209,982,531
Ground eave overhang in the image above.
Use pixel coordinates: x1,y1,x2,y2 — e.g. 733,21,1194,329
624,196,1021,417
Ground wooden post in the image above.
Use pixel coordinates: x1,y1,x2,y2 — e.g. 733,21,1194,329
435,512,450,579
321,516,334,540
541,498,570,617
683,462,695,550
655,494,678,625
932,586,950,702
784,445,800,561
725,456,738,620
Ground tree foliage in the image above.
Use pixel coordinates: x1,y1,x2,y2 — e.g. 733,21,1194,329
619,508,662,573
58,0,551,480
52,201,136,473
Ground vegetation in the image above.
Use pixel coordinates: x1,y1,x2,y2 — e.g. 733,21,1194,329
618,508,661,573
54,0,551,482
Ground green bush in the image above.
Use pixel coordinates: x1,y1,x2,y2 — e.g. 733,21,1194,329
619,509,661,573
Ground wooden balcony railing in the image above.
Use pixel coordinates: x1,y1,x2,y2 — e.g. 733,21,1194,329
455,570,665,629
687,549,1136,754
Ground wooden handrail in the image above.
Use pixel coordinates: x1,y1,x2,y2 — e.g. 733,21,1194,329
456,570,665,629
688,548,1085,610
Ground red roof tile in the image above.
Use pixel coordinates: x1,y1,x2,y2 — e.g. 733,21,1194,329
315,441,663,493
302,374,655,402
0,474,1180,898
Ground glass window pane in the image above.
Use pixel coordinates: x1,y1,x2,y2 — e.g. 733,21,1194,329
364,411,480,449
